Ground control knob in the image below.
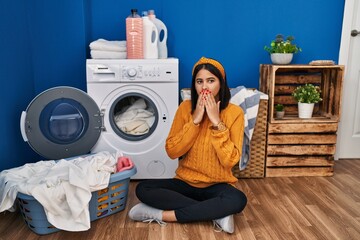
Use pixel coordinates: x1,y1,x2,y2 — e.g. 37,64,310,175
127,68,137,78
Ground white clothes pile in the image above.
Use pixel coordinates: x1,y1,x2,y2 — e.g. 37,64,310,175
89,38,127,59
0,151,119,231
114,98,155,135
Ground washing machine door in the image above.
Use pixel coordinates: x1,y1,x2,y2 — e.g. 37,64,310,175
20,86,102,159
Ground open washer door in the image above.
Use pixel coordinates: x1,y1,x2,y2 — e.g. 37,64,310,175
20,86,102,159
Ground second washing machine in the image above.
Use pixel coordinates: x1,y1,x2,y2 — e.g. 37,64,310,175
86,58,179,179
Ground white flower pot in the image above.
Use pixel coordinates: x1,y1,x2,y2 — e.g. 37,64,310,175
276,111,285,119
271,53,293,65
298,102,314,118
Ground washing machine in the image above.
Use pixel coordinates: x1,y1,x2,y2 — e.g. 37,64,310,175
86,58,179,179
20,58,179,179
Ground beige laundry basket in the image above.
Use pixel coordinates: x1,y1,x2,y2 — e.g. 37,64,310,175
232,97,268,178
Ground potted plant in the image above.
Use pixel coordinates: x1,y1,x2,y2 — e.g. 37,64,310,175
292,84,322,118
275,104,285,119
264,34,301,65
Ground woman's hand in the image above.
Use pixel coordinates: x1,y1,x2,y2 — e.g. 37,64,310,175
204,91,221,125
192,91,206,125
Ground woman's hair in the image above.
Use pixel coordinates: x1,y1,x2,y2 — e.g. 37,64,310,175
190,59,231,112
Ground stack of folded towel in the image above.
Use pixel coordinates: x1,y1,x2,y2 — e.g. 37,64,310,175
89,39,127,59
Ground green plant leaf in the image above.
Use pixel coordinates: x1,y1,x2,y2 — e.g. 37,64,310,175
292,84,322,103
264,34,301,54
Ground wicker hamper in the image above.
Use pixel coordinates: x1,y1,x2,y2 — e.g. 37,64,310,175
232,97,268,178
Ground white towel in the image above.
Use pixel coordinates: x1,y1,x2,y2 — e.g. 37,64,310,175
0,160,56,212
90,50,127,59
30,160,92,231
0,151,118,231
89,38,126,52
71,151,117,191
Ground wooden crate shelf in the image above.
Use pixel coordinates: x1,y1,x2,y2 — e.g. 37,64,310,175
260,64,344,123
259,64,344,177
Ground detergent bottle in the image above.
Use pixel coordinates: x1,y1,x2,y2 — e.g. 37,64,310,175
126,9,143,59
142,11,159,59
148,10,168,59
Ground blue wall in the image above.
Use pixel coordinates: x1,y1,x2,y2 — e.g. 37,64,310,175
0,0,344,171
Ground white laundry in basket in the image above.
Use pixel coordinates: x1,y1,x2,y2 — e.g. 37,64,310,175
0,151,118,231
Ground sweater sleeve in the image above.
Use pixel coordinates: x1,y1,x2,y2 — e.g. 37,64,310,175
210,107,245,168
165,101,200,159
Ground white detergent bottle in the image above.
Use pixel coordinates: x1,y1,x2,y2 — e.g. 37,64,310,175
148,10,168,59
142,11,159,59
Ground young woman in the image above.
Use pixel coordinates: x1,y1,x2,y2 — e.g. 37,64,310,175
128,57,247,234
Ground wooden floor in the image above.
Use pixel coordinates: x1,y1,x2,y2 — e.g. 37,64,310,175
1,159,360,240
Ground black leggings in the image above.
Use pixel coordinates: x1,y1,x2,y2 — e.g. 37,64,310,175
135,178,247,223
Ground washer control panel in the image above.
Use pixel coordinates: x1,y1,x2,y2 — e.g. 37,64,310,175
122,65,163,80
86,59,178,83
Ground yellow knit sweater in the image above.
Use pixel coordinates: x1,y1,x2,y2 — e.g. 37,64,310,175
165,100,244,188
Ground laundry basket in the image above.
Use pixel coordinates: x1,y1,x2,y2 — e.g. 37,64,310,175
17,167,136,235
232,97,268,178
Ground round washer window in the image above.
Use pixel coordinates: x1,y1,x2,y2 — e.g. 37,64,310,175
110,93,158,141
39,98,89,144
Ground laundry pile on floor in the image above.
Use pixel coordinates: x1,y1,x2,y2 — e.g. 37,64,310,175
114,98,155,135
89,38,127,59
0,151,119,231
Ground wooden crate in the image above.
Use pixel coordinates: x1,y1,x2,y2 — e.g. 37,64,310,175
259,64,344,177
266,122,336,177
260,64,344,123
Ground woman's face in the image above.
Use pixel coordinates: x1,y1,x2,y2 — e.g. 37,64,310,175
194,68,221,100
